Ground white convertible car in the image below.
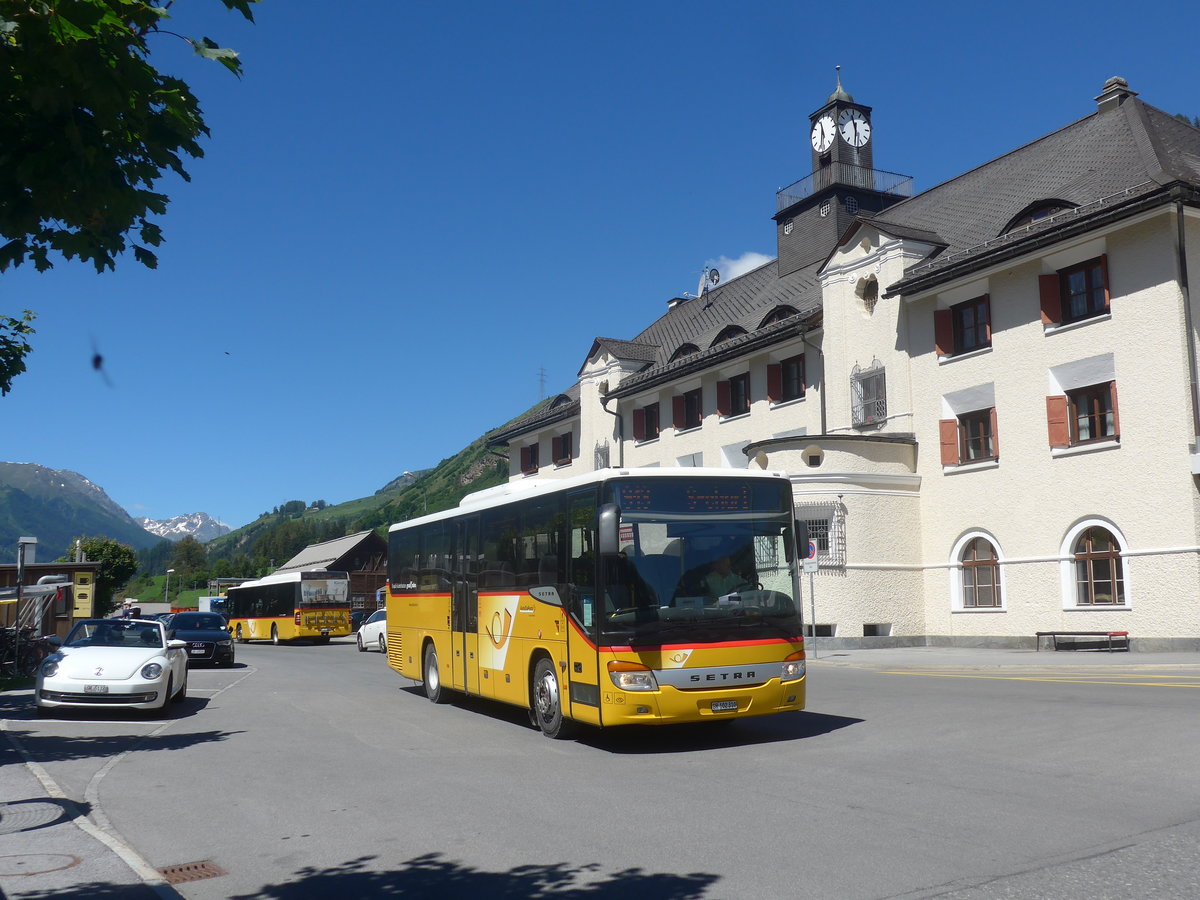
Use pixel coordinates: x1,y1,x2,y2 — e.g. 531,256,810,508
36,618,189,717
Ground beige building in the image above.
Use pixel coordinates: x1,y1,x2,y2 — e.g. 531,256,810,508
491,77,1200,650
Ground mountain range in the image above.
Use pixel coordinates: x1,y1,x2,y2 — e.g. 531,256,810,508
135,513,230,543
0,462,224,563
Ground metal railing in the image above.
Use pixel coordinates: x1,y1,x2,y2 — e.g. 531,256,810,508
777,163,914,212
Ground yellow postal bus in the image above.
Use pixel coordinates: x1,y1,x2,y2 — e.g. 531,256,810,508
386,468,807,738
225,570,352,644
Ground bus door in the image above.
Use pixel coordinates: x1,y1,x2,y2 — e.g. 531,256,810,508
452,516,480,695
564,489,602,727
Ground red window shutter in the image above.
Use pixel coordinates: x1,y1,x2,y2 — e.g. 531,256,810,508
717,380,731,417
1046,395,1070,447
767,364,782,402
520,446,532,472
1109,381,1120,438
1039,274,1062,325
672,395,685,429
633,407,646,441
934,309,954,356
990,407,999,458
552,436,563,464
939,419,961,466
1100,253,1111,312
983,294,992,343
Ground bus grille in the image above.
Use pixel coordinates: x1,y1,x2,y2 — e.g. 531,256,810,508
386,630,401,668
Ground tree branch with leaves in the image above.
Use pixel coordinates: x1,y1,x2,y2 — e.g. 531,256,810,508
0,0,257,391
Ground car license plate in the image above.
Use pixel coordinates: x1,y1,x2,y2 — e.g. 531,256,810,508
84,684,109,694
711,700,738,712
190,649,205,655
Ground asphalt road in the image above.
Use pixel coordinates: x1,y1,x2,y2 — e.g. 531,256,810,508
4,640,1200,899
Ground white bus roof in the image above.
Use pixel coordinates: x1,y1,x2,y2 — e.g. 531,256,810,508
388,467,792,533
229,569,348,590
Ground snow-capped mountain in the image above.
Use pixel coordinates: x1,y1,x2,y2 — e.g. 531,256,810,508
135,512,231,543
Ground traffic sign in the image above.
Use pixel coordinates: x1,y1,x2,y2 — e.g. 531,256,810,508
806,541,817,559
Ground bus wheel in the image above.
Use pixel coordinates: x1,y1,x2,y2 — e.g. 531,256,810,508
423,643,449,704
271,625,281,646
235,625,247,644
532,658,575,740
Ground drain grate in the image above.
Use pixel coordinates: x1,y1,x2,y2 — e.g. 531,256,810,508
158,860,227,884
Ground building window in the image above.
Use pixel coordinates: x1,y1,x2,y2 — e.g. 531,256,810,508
940,408,998,465
861,278,878,315
633,403,660,442
1047,382,1119,448
851,361,886,427
1073,526,1125,606
935,295,990,357
673,387,703,431
711,326,746,347
717,373,750,418
1040,256,1109,326
769,354,806,403
961,537,1001,608
519,442,540,474
551,432,573,466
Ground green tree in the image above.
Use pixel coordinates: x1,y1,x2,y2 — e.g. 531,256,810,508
171,534,208,574
62,535,138,617
0,0,257,391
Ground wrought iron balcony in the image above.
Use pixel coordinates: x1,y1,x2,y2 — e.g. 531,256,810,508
777,163,914,213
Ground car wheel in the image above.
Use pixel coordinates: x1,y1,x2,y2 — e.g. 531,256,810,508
532,657,575,740
174,674,187,703
271,625,280,646
378,635,387,653
357,633,366,652
423,643,449,704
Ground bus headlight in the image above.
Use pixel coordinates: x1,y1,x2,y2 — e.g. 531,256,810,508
141,663,163,679
780,651,806,682
607,660,659,692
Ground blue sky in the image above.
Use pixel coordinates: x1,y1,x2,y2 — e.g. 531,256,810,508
3,1,1197,530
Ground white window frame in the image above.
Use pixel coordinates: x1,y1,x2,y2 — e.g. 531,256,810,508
1059,518,1132,610
949,531,1007,612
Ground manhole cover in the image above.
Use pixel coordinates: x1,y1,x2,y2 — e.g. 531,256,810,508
0,854,81,877
159,860,227,884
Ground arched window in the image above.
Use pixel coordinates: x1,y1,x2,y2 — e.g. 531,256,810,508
961,537,1000,608
1002,199,1074,234
759,306,798,328
711,326,746,347
1072,526,1125,606
668,344,700,363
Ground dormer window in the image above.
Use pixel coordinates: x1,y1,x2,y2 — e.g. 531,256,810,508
669,344,700,363
1003,200,1074,233
711,326,746,347
759,306,799,328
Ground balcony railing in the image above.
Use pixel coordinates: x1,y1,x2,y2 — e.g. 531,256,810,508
777,163,914,212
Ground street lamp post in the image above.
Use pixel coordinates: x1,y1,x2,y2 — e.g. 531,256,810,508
164,568,175,607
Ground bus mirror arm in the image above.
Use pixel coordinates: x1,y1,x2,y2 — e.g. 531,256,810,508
792,520,809,563
598,503,621,556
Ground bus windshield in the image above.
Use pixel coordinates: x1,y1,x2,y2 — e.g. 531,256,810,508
601,477,802,644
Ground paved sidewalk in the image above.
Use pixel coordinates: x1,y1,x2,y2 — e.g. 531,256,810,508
0,688,178,900
805,643,1200,669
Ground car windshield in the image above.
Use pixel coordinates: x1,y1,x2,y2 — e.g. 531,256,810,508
65,620,165,649
171,614,225,630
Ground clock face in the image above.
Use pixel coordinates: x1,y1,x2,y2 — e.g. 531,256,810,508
838,108,870,147
810,115,835,153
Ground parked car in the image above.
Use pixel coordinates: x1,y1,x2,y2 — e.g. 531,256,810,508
349,609,366,632
36,618,188,717
357,609,387,653
167,612,236,667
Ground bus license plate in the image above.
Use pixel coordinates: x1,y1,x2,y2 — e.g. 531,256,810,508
85,684,109,694
711,700,738,712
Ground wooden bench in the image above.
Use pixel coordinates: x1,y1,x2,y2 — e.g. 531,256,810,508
1035,631,1129,651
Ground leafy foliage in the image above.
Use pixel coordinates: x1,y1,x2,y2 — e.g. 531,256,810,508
0,309,34,395
62,535,138,617
0,0,256,392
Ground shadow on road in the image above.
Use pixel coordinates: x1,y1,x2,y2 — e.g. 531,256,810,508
2,726,243,763
399,684,861,752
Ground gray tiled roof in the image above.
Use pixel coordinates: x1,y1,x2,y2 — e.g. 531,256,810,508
879,93,1200,293
275,531,379,573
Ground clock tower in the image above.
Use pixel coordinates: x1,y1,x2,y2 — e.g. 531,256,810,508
774,69,909,277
